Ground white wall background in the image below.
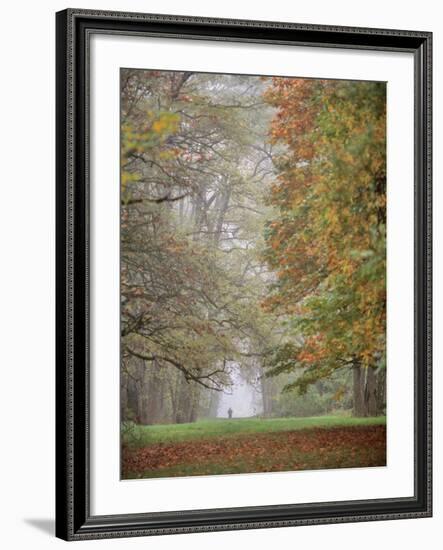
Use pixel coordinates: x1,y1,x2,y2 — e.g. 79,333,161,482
0,0,440,548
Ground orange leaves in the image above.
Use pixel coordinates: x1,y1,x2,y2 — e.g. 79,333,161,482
265,78,320,160
297,334,329,365
122,425,386,478
262,78,386,376
270,239,281,251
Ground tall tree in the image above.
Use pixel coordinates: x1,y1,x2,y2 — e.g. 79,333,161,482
120,70,278,424
262,78,386,416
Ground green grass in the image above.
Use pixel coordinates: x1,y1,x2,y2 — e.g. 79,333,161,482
125,445,385,479
122,415,386,447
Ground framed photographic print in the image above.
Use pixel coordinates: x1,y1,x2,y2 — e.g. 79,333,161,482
55,8,432,541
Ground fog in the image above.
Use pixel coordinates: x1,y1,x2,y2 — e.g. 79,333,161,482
216,365,263,419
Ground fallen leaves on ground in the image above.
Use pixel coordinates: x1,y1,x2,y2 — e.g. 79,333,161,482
122,425,386,478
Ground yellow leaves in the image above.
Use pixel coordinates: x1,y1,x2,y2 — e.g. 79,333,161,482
120,112,182,201
324,208,339,226
263,78,386,372
152,112,180,135
121,112,181,162
342,260,356,277
151,118,168,133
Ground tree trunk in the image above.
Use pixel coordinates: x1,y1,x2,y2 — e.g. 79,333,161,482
375,368,386,415
208,390,220,418
136,359,163,425
353,365,378,417
175,375,199,423
353,365,365,417
213,187,231,245
365,366,377,416
145,371,162,424
260,375,272,417
188,384,200,423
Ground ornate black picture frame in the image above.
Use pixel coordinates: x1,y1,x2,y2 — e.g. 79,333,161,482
55,8,432,541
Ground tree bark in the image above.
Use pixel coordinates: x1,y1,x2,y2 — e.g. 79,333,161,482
174,375,201,423
375,368,386,415
353,364,378,417
208,390,220,418
353,365,365,416
260,375,273,417
145,371,162,424
365,366,377,416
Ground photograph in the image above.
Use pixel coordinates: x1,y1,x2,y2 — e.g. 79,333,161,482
0,0,438,547
53,7,432,540
119,68,387,480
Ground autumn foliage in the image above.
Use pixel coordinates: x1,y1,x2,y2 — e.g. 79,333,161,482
262,78,386,401
119,69,387,480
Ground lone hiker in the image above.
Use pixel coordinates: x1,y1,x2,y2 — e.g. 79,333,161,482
228,407,233,419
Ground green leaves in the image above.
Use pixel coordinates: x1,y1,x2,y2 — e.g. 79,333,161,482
263,78,387,387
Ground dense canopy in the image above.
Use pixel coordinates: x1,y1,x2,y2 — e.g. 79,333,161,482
120,69,387,427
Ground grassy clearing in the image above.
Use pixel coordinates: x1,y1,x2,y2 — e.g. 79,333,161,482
122,423,387,479
122,415,386,448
